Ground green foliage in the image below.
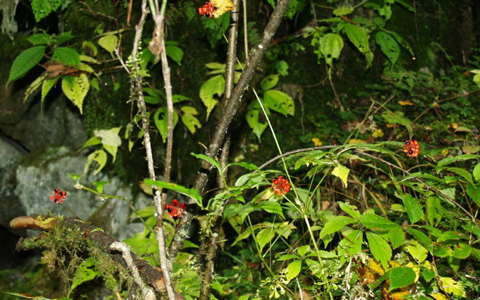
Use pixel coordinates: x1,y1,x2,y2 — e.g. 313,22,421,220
31,0,65,22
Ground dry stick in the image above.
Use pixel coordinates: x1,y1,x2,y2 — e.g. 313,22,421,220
168,0,292,258
198,1,240,299
130,0,175,299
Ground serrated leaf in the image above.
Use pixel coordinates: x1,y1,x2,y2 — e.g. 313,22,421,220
389,226,404,249
333,6,354,16
285,260,302,283
246,100,268,140
8,46,46,86
256,201,284,218
320,216,355,239
375,31,400,67
263,90,295,116
27,33,51,45
437,154,480,168
344,23,373,67
61,74,90,113
402,194,423,224
70,257,100,295
331,164,350,187
191,152,222,174
407,228,432,252
339,229,363,255
260,74,279,91
381,110,412,137
338,201,361,219
144,178,202,206
366,232,392,268
439,277,466,297
53,47,80,65
360,213,399,230
388,267,416,291
98,34,118,57
199,74,224,119
406,240,428,262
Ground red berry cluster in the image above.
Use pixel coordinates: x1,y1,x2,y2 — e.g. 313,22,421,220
198,2,216,18
50,188,67,204
403,140,421,157
166,199,186,219
271,176,291,196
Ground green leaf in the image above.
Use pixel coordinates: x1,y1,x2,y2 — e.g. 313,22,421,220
320,216,355,239
344,23,373,67
381,110,412,137
98,34,118,57
70,257,100,295
31,0,63,22
402,194,423,224
166,43,184,65
339,201,361,219
93,127,122,147
426,196,443,226
79,136,102,151
339,229,363,255
319,33,344,67
333,6,354,16
256,201,284,218
24,73,47,102
7,46,46,86
144,179,203,207
154,107,179,143
331,164,350,187
451,243,472,259
257,228,274,252
389,226,404,249
366,232,392,268
405,240,428,262
41,77,60,104
260,74,279,91
27,33,51,45
285,260,302,283
375,31,400,67
61,74,90,113
474,164,480,183
53,47,80,65
360,213,399,230
85,149,107,175
439,277,467,297
407,228,432,252
199,74,224,119
191,152,222,174
443,167,474,185
388,267,416,291
466,183,480,206
181,114,202,134
436,154,480,168
246,100,268,140
263,90,295,116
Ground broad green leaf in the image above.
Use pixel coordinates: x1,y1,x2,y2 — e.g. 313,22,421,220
388,267,416,291
407,228,432,252
263,90,295,116
246,100,268,140
285,260,302,283
257,228,274,252
234,172,264,188
98,34,118,57
7,46,46,85
331,164,350,187
375,31,400,67
451,243,472,259
320,216,355,239
82,41,98,56
402,194,423,224
55,32,75,45
166,43,184,65
256,201,284,218
53,47,80,65
366,232,392,268
389,226,404,249
405,240,428,262
181,114,202,134
320,33,344,67
443,167,474,185
41,77,60,103
381,110,412,137
27,33,51,45
297,245,311,257
344,23,373,67
333,6,354,16
474,72,480,89
339,229,363,255
466,183,480,206
199,74,224,119
144,178,202,206
61,74,90,113
260,74,279,91
85,149,107,175
360,213,399,230
70,257,100,295
338,201,361,219
191,152,222,174
426,196,443,226
93,127,122,147
31,0,63,22
439,277,467,297
224,203,255,223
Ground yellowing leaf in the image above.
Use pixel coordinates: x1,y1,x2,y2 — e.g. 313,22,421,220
98,34,118,57
312,138,323,146
62,74,90,113
398,100,414,106
348,139,365,144
430,293,449,300
332,164,350,187
439,277,466,297
199,74,223,119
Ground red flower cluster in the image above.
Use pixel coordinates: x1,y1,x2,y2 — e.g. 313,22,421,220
50,188,67,204
271,176,291,196
166,199,186,219
404,140,420,157
198,2,216,18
